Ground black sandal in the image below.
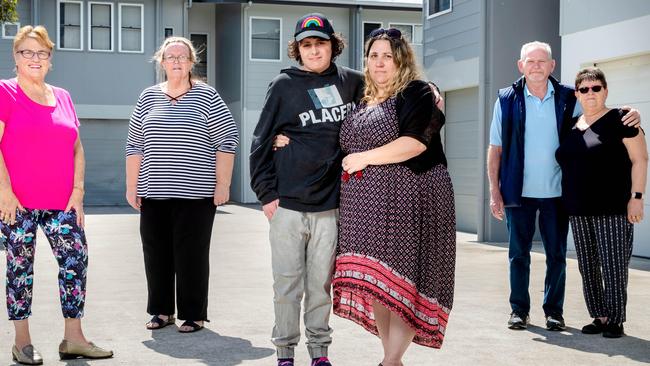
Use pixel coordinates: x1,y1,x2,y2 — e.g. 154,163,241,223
178,320,206,333
146,315,175,330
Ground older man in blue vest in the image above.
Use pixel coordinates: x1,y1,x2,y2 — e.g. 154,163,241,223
487,41,640,331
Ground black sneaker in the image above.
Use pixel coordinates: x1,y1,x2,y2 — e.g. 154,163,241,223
508,312,529,330
581,318,607,334
603,322,624,338
546,315,566,331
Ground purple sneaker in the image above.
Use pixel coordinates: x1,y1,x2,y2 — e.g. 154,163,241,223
278,358,294,366
311,357,332,366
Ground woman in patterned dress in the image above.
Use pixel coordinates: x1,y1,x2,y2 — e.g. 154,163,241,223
332,28,456,366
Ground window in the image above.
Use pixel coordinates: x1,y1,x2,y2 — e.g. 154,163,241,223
57,0,83,50
164,27,174,39
362,22,382,43
388,24,423,45
250,17,281,61
190,33,208,82
2,22,20,39
119,3,143,53
428,0,452,18
89,2,113,51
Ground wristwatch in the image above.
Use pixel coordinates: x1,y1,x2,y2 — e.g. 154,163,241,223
633,192,644,199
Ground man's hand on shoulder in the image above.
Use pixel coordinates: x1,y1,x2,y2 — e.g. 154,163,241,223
621,106,642,127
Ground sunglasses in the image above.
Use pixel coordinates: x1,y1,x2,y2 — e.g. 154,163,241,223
577,85,603,94
369,28,402,39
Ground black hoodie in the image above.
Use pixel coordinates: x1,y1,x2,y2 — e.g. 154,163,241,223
249,63,364,212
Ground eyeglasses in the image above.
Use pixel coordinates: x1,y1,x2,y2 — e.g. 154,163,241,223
369,28,402,40
15,49,51,60
163,55,190,63
578,85,604,94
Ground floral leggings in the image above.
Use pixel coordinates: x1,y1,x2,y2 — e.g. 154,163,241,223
2,208,88,320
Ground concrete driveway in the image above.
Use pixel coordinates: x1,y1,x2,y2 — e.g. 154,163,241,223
1,204,648,365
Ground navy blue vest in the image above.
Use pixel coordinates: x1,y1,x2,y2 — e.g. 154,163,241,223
498,76,576,207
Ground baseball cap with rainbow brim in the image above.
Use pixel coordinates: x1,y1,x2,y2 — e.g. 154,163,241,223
294,13,334,41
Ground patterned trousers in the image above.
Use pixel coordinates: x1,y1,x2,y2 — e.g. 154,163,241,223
569,215,633,324
2,208,88,320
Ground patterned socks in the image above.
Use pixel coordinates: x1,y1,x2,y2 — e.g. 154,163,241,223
311,357,332,366
277,356,331,366
278,358,294,366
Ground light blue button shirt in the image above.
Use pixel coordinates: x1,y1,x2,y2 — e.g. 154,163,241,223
489,81,582,198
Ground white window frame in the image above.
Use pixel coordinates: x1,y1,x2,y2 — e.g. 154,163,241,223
361,21,383,44
427,0,453,19
88,1,114,52
388,23,423,45
118,3,144,54
164,26,174,38
1,22,20,39
361,21,382,65
249,16,282,63
57,0,84,51
190,32,210,82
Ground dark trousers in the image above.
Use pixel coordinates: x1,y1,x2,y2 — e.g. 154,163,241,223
570,215,633,324
505,197,568,317
140,198,216,321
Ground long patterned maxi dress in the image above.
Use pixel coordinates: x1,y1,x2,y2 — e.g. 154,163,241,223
332,96,456,348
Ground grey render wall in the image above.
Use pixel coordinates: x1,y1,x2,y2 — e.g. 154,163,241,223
0,0,32,78
560,0,650,36
423,0,479,68
422,0,481,236
422,0,480,91
480,0,561,242
36,0,158,107
214,4,245,202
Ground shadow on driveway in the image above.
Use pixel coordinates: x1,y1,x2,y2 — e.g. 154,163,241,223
143,326,274,366
527,325,650,364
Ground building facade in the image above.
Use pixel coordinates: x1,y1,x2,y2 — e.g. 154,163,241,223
0,0,422,204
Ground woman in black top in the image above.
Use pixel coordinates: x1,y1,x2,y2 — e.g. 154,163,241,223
556,67,647,338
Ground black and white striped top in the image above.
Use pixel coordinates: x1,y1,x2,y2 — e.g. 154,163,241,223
126,82,239,199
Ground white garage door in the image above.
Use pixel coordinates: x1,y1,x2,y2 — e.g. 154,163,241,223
596,54,650,257
444,87,479,233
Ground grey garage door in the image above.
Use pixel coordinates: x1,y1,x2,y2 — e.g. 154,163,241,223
444,87,479,233
79,119,129,206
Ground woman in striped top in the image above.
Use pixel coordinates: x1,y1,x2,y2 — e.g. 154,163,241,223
125,37,239,333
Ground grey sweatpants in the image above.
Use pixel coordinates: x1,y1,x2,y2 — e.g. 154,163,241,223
269,207,338,359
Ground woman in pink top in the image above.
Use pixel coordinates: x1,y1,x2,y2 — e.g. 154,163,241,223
0,26,112,364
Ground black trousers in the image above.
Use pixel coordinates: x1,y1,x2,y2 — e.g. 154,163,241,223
140,198,216,321
570,215,633,324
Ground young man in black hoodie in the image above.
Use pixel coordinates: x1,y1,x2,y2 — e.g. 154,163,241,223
249,13,364,366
